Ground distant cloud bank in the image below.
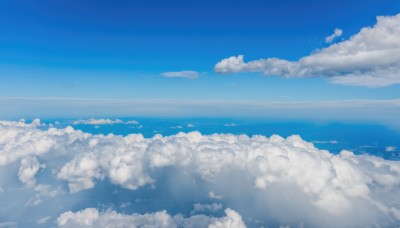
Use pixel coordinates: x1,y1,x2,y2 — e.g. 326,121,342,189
215,13,400,87
72,118,138,125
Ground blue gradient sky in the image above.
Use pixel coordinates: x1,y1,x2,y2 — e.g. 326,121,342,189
0,0,399,117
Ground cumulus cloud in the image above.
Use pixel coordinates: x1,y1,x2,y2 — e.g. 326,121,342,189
72,118,138,125
18,157,45,187
325,28,343,43
57,208,245,228
214,13,400,87
0,118,43,127
161,71,200,79
1,119,400,227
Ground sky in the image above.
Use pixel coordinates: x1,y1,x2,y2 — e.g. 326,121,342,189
1,0,400,103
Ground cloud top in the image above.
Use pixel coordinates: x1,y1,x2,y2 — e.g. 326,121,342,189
215,13,400,87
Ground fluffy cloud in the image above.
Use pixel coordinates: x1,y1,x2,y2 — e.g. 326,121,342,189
325,28,343,43
1,119,400,227
72,118,138,125
214,13,400,87
161,71,200,79
18,157,45,187
57,208,245,228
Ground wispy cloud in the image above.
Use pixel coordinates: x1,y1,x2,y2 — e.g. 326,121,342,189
385,146,397,152
325,28,343,43
161,70,200,79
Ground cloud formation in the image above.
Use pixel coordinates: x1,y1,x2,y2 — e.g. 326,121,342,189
18,157,45,187
1,120,400,227
325,28,343,43
57,208,245,228
215,13,400,87
386,146,397,152
161,71,200,79
72,118,138,125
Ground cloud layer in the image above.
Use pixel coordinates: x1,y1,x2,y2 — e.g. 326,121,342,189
1,120,400,227
215,13,400,87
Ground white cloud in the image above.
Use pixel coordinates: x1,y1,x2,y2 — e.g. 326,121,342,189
386,146,397,152
170,125,183,129
1,119,400,227
161,71,200,79
224,123,236,127
36,216,51,224
18,156,45,187
57,208,245,228
192,203,223,214
57,208,99,227
0,118,43,127
187,123,195,128
325,28,343,43
208,191,222,199
214,13,400,87
312,140,338,144
72,118,138,125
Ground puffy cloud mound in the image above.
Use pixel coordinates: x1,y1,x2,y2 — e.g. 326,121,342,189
72,118,138,125
214,13,400,87
1,119,400,227
57,208,245,228
18,157,45,187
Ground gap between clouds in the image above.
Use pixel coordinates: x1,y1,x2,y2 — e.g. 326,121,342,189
214,13,400,87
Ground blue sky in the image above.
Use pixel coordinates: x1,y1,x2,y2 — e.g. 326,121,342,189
0,0,400,118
